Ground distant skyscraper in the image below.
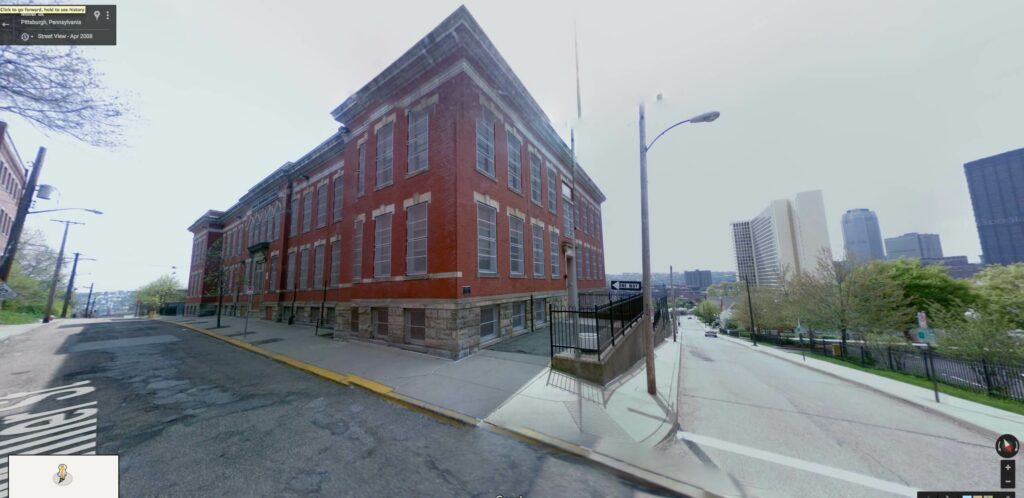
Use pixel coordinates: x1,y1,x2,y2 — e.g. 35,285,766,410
965,147,1024,265
841,208,885,263
731,190,832,287
884,233,943,260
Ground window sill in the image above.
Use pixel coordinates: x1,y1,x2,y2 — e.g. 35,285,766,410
475,168,498,182
403,273,428,280
510,274,526,279
405,168,428,180
508,187,524,197
374,181,393,192
531,199,543,207
478,272,499,279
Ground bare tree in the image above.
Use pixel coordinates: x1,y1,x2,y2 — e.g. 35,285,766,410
202,238,227,328
0,45,129,146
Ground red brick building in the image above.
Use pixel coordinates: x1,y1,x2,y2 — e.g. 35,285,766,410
185,6,606,358
0,122,27,263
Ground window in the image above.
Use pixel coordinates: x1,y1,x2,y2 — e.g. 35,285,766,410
532,224,544,277
546,167,558,213
584,246,591,281
299,248,309,290
274,214,281,240
373,307,389,338
333,176,344,222
512,302,526,330
551,232,560,278
480,306,497,340
254,261,264,292
575,246,581,282
408,109,429,174
302,193,312,233
405,309,426,345
563,201,574,239
286,253,296,290
509,216,524,276
357,142,366,196
290,197,300,236
533,298,546,324
530,152,542,204
376,122,394,188
578,203,587,235
374,213,392,277
406,202,428,275
507,133,522,192
313,245,325,289
477,203,497,274
476,108,495,176
352,220,363,281
316,184,328,228
330,239,341,286
269,255,279,291
350,308,359,333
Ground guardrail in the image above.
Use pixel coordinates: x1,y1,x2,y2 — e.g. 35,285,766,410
549,295,666,361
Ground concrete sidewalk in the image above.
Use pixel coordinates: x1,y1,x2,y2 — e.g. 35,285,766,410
718,333,1024,437
0,321,44,341
160,315,745,497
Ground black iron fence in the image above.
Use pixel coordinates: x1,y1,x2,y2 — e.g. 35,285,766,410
549,294,666,361
724,329,1024,402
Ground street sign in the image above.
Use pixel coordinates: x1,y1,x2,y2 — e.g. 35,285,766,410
0,282,16,299
246,287,254,295
917,311,928,329
610,280,642,291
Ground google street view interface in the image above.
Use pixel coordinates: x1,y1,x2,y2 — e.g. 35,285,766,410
1,1,1023,497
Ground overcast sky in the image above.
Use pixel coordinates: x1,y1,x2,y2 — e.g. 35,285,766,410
7,0,1024,291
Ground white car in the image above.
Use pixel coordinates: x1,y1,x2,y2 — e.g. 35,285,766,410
704,328,718,338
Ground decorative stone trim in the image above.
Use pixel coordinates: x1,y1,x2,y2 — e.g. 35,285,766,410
473,192,499,210
506,206,525,219
329,235,341,243
313,239,326,247
356,134,369,147
331,162,345,179
355,213,366,223
505,125,521,141
407,94,439,114
372,203,396,218
530,217,545,229
374,112,397,132
550,226,560,235
402,192,432,209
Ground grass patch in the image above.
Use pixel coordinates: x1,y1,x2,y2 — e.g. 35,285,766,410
0,309,41,325
802,351,1024,416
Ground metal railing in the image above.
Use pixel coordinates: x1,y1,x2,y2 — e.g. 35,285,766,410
726,330,1024,402
549,294,666,361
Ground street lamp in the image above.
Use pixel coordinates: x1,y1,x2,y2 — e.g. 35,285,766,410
28,208,104,215
638,103,720,394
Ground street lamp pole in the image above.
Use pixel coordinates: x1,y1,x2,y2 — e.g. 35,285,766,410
84,282,94,317
638,103,720,395
43,220,84,323
743,275,758,346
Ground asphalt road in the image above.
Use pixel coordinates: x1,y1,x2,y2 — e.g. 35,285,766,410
0,318,663,497
668,317,998,498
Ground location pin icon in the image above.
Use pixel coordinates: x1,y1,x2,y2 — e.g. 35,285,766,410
93,10,100,20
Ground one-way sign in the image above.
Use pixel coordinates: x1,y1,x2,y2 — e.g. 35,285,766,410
610,280,642,291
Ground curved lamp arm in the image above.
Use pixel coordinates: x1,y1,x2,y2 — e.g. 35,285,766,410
28,208,103,215
645,111,721,152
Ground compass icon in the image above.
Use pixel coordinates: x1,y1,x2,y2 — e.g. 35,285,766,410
996,434,1019,458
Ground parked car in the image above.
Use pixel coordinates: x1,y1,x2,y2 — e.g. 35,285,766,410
705,328,718,338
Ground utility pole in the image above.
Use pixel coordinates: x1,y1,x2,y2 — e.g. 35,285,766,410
566,130,579,309
638,103,657,394
60,252,81,317
43,220,84,323
84,283,94,317
743,276,758,346
669,265,677,342
0,146,46,281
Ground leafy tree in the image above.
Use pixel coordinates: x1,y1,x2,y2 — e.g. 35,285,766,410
881,259,976,326
934,306,1022,363
693,300,720,327
136,275,184,313
0,44,130,146
790,250,912,355
706,281,741,299
202,238,227,327
973,264,1024,330
2,229,67,315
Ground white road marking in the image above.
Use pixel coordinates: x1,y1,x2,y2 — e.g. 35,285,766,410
677,431,918,497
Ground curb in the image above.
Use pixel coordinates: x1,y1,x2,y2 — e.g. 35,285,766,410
166,319,730,497
716,333,1000,437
